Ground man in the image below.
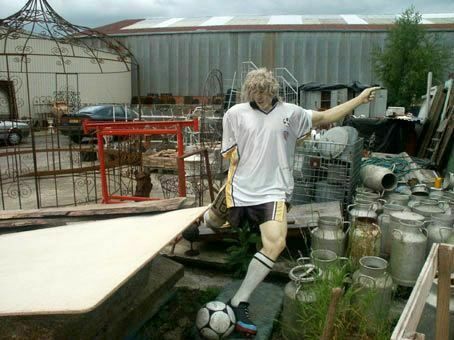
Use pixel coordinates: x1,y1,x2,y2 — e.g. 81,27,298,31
218,68,379,336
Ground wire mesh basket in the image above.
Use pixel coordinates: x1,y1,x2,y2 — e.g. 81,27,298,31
292,137,363,214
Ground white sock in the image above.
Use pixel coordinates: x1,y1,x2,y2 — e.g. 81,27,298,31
231,251,275,307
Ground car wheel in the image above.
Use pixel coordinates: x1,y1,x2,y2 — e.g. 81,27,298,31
8,130,22,145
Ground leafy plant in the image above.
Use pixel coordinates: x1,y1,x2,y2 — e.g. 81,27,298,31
372,6,451,108
224,222,261,278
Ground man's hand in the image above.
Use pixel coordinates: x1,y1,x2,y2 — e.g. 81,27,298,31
358,86,381,104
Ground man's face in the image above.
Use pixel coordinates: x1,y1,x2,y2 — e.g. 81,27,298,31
251,90,273,110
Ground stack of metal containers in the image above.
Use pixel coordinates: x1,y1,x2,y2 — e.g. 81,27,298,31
292,126,363,213
286,138,454,337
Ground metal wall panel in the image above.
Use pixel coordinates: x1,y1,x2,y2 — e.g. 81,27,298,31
112,30,454,97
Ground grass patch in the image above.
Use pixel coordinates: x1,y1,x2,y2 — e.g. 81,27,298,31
281,263,393,340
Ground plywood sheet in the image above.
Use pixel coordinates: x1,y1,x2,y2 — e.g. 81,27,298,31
0,206,207,316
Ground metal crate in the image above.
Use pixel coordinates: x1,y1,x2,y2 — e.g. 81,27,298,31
292,138,363,214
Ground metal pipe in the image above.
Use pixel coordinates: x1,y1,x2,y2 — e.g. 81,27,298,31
97,132,109,203
360,165,397,192
176,125,186,197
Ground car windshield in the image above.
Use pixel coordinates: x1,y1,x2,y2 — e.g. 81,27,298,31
76,106,139,118
77,106,109,115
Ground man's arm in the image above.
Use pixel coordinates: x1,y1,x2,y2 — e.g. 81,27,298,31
311,86,381,127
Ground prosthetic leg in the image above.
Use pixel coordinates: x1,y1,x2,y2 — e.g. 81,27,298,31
203,184,228,230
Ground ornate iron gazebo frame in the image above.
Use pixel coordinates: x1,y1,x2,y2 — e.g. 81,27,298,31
0,0,142,210
0,0,141,120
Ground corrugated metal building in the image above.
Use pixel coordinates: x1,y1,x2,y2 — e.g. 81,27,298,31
93,14,454,98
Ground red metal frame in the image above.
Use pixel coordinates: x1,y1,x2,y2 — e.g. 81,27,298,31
83,119,199,204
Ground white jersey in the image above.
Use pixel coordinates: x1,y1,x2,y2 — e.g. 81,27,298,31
221,101,312,207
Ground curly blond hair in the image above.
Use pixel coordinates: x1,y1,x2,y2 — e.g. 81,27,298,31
240,68,280,102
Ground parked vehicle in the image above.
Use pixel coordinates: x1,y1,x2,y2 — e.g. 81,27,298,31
59,104,139,143
0,120,30,145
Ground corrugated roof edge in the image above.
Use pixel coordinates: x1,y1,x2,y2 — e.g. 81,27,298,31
93,23,454,36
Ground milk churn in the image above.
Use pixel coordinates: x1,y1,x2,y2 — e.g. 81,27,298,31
411,200,447,216
378,203,407,258
348,217,381,265
311,217,349,256
348,202,378,225
448,230,454,245
282,264,321,340
355,191,381,201
426,214,454,255
389,211,425,227
429,188,444,200
352,256,393,321
417,275,454,340
384,192,410,206
390,220,427,287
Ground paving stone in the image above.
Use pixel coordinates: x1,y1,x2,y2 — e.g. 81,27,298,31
194,280,284,340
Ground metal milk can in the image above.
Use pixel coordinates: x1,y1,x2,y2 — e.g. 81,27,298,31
417,275,454,340
282,264,320,340
348,217,381,265
384,192,410,206
348,202,378,225
426,214,454,255
448,232,454,245
378,203,407,258
352,256,393,321
390,220,427,287
410,200,447,220
355,191,381,201
429,188,444,200
311,216,349,256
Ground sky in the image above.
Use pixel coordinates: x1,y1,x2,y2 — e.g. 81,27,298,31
0,0,453,28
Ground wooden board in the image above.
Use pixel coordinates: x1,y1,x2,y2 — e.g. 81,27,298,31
418,86,446,158
391,243,438,339
0,197,186,220
0,206,207,316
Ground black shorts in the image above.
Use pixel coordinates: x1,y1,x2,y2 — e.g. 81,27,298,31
227,201,288,229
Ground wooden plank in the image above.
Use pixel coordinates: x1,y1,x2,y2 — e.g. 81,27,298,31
391,243,439,340
321,287,343,340
436,244,453,340
0,206,207,316
435,110,454,166
0,219,49,229
0,197,186,220
418,86,446,158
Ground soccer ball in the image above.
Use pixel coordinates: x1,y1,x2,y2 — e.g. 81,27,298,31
196,301,236,339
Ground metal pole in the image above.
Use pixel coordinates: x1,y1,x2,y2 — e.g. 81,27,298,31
97,131,109,203
176,125,186,197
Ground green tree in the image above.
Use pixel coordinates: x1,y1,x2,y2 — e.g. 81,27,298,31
372,6,451,108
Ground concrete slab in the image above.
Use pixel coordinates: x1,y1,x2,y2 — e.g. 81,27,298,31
0,206,206,316
0,256,184,339
193,281,284,340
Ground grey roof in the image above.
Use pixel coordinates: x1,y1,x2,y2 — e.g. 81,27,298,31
95,13,454,35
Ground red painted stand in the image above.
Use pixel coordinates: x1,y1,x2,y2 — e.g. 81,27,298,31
83,120,199,203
